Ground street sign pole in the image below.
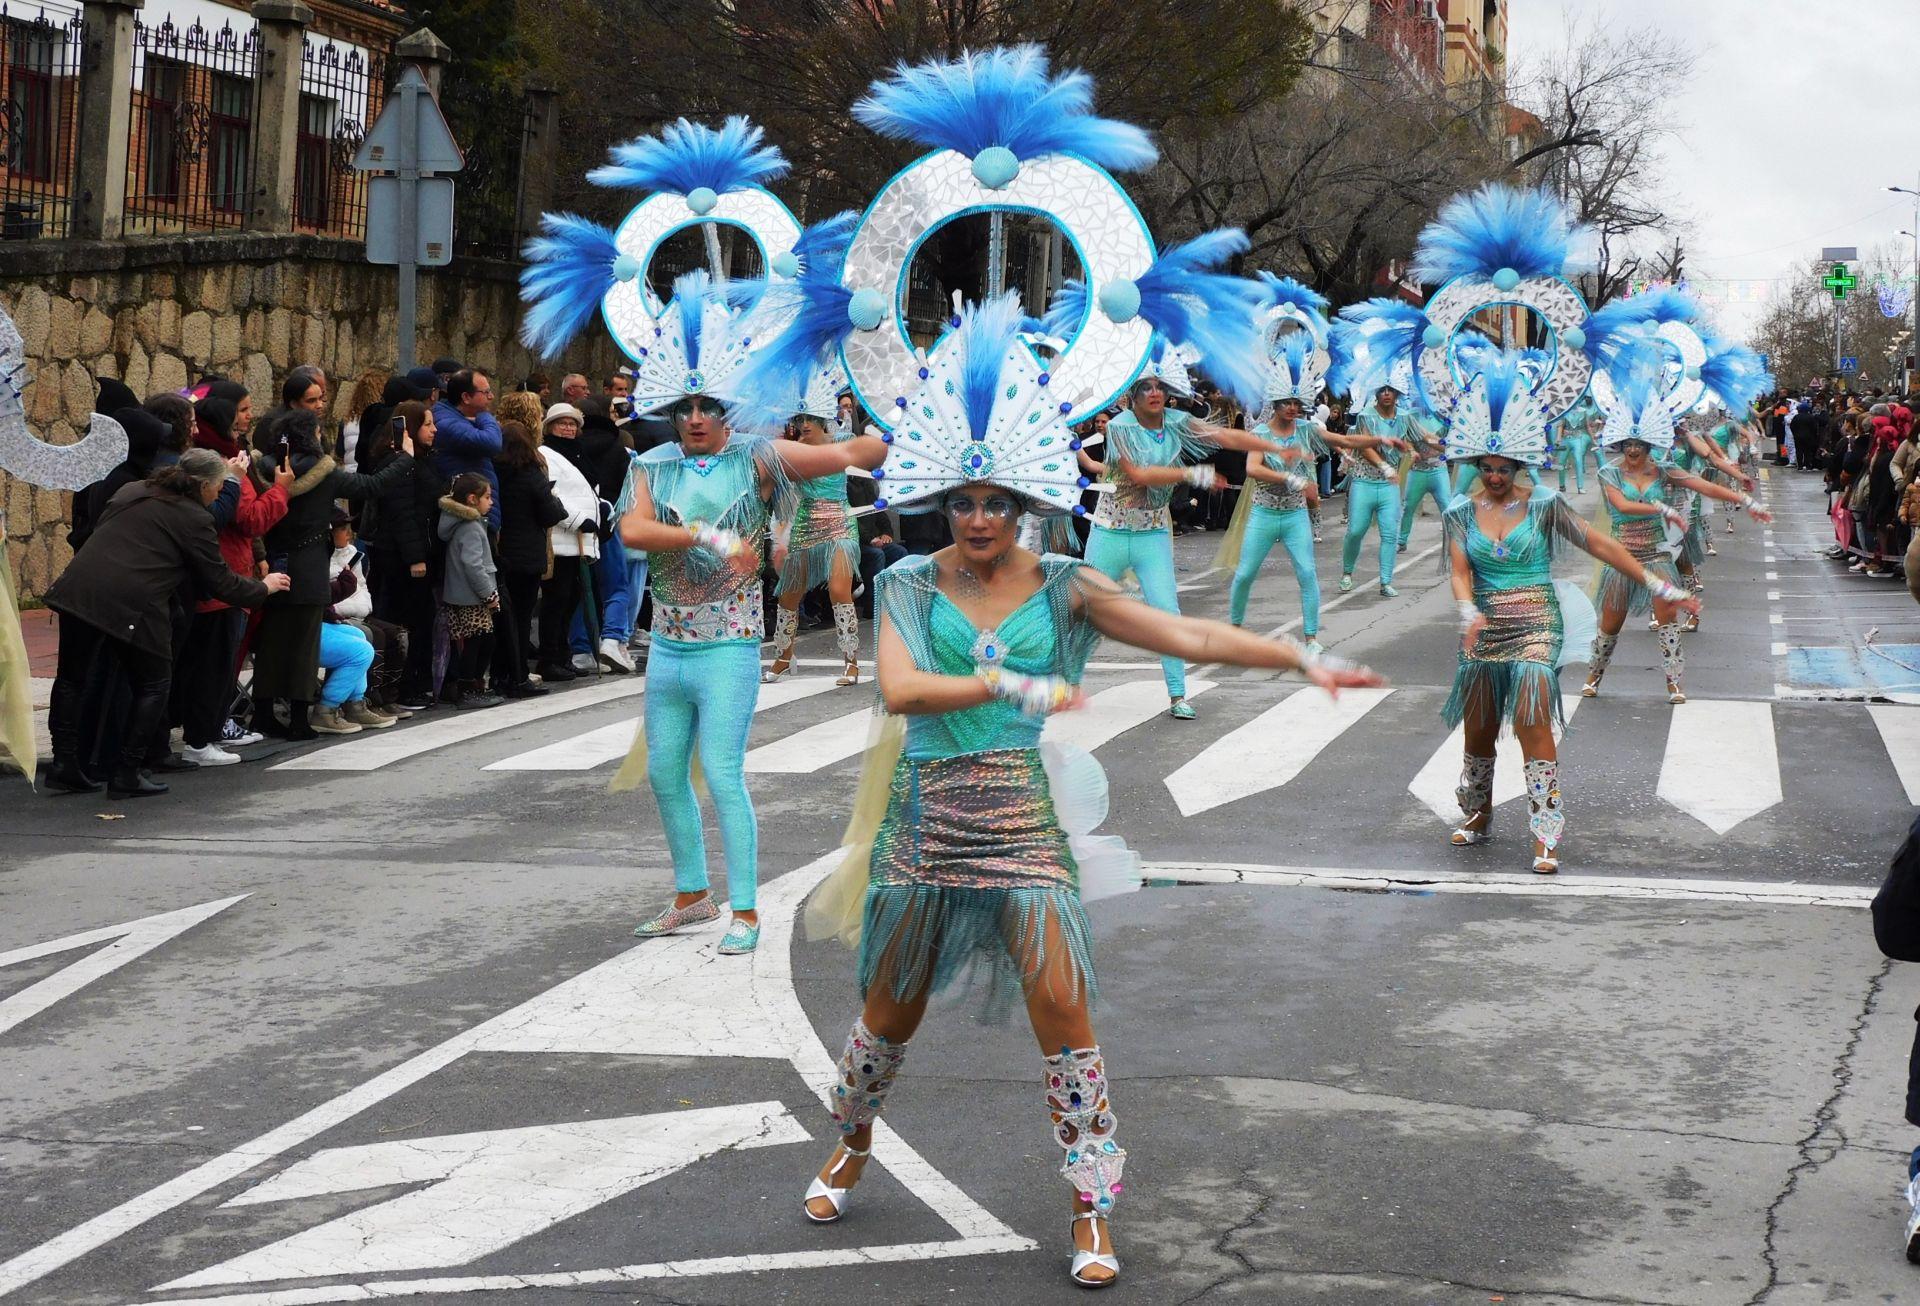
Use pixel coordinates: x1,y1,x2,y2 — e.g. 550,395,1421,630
396,83,420,373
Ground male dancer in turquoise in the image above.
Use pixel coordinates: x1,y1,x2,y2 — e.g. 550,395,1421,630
1080,376,1290,719
1340,384,1415,596
617,394,886,954
1227,395,1326,651
1555,398,1600,493
1398,408,1451,545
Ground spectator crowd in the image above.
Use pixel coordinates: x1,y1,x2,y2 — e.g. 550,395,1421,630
1759,386,1920,596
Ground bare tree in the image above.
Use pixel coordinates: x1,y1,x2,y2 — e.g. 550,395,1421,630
1751,247,1913,391
1509,20,1698,306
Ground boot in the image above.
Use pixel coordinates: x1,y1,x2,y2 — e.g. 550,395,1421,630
1525,757,1563,873
1451,754,1495,846
1582,634,1617,697
309,705,363,735
1658,623,1685,703
833,602,860,686
341,700,395,729
107,768,168,798
763,605,799,683
44,760,101,795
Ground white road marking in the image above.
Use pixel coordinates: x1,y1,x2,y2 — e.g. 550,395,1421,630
487,678,836,772
1869,705,1920,804
1150,861,1872,908
271,679,649,772
1164,686,1394,816
1772,642,1788,656
0,897,246,1040
160,1105,808,1290
1656,700,1782,834
1405,695,1581,823
0,854,1031,1301
744,706,872,774
1174,566,1222,593
1766,571,1778,580
1043,678,1216,753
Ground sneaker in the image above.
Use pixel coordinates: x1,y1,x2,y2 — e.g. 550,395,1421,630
1305,639,1324,657
718,918,760,955
180,744,241,767
1168,697,1197,721
308,707,362,735
571,652,597,673
504,679,549,699
395,696,433,712
459,691,505,710
1905,1162,1920,1263
598,637,636,674
634,895,722,937
1850,560,1869,572
1338,574,1355,593
221,719,264,747
537,660,579,682
1379,584,1399,598
341,700,395,729
1312,530,1324,543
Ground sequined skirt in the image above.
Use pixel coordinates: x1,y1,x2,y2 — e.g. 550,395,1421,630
777,498,859,594
859,747,1095,1020
1595,516,1680,615
1445,583,1565,731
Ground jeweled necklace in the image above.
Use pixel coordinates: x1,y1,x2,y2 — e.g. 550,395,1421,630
1476,491,1524,559
954,550,1013,599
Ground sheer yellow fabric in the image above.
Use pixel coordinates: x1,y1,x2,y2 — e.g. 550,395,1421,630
0,548,34,785
1211,479,1257,575
803,711,905,947
608,717,708,797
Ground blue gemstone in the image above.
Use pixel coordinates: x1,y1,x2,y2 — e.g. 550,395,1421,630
874,499,888,510
895,397,908,408
873,469,885,479
1059,402,1072,413
881,433,894,444
950,316,961,327
1070,1092,1082,1105
1070,440,1082,451
1038,372,1051,386
1072,504,1086,516
1076,476,1090,488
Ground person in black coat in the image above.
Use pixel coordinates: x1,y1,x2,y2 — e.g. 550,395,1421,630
1872,811,1920,1260
492,419,566,692
360,400,447,706
44,450,290,796
253,408,415,739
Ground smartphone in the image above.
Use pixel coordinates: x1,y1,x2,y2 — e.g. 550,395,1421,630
277,436,291,468
392,414,406,432
611,397,634,420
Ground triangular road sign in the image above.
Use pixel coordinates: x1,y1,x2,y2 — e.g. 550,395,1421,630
353,66,463,174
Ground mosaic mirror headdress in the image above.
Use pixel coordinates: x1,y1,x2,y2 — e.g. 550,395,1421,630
857,292,1108,518
517,116,806,414
728,45,1268,436
1255,275,1331,408
0,306,126,491
1443,349,1552,465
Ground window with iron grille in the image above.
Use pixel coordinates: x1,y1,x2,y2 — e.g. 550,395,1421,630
142,55,184,200
294,91,333,226
205,70,250,215
4,19,57,182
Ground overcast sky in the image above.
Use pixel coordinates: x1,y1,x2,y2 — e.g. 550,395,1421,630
1508,0,1920,343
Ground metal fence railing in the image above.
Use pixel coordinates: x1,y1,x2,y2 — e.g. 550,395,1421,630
438,75,528,261
295,33,387,240
0,7,86,241
123,13,260,238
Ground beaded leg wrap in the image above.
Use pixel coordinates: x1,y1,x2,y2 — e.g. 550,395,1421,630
833,602,860,661
1456,754,1495,820
828,1018,908,1137
1586,634,1617,686
769,605,799,662
1524,757,1564,852
1657,622,1684,686
1686,571,1704,598
1047,1046,1126,1214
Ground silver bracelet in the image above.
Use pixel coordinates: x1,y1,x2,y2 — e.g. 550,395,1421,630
1456,600,1480,632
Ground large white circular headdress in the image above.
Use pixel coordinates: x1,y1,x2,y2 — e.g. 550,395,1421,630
0,306,125,490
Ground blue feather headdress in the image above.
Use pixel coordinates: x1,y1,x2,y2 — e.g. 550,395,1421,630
723,213,865,427
853,45,1156,174
1129,230,1267,411
1700,340,1772,412
620,269,770,418
1595,338,1678,450
864,292,1106,517
519,213,624,357
1256,273,1331,326
1411,184,1592,284
1445,348,1551,465
1329,298,1428,405
1040,278,1090,342
588,117,788,197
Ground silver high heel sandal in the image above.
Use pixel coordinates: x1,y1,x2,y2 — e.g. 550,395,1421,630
1069,1211,1121,1288
803,1142,868,1223
1450,808,1492,847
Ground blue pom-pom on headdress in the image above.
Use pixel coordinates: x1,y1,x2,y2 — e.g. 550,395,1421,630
519,213,622,357
1410,184,1591,285
1256,272,1330,320
853,44,1157,174
1131,229,1266,411
588,117,789,196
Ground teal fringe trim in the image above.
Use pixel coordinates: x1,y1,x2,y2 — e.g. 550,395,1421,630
857,884,1098,1024
777,536,860,595
1442,658,1564,732
1593,558,1676,616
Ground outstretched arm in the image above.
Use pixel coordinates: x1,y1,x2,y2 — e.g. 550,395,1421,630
1191,420,1287,458
771,434,890,482
1075,570,1382,692
1668,467,1771,518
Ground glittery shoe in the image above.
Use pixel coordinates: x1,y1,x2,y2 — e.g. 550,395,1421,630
632,896,721,938
1378,584,1399,598
717,918,759,955
1338,574,1355,593
1167,698,1196,720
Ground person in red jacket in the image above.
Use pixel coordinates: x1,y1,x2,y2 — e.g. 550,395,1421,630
175,391,293,764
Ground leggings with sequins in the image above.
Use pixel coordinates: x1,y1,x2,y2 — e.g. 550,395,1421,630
644,638,761,910
1084,523,1186,698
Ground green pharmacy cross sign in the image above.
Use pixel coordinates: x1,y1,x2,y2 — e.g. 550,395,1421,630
1823,263,1858,299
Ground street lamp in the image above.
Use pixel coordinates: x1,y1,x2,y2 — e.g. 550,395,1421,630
1891,180,1920,388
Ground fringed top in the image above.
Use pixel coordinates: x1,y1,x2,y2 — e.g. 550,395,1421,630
1597,462,1684,525
1443,485,1590,593
1099,408,1214,520
1250,420,1327,512
640,435,794,639
1348,407,1410,480
875,552,1103,760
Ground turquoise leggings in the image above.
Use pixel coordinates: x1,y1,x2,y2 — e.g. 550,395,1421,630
1228,505,1319,634
1398,467,1450,540
1084,523,1186,698
644,638,761,910
1341,479,1401,584
1452,463,1478,497
1557,437,1596,491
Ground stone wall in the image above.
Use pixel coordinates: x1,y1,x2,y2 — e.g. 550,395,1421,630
0,233,620,599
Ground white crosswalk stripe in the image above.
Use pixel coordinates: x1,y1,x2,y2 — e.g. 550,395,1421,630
1162,686,1394,817
1869,704,1920,804
1406,694,1583,822
1042,678,1215,753
486,677,838,772
1656,700,1784,834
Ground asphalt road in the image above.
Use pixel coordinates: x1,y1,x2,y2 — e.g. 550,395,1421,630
3,466,1917,1306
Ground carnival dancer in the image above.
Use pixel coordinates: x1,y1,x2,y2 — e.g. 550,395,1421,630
1709,408,1763,534
799,296,1383,1287
1398,405,1452,545
518,119,888,956
1339,383,1416,595
1554,395,1601,494
764,360,863,687
1583,366,1770,705
1442,355,1695,873
1220,389,1325,646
